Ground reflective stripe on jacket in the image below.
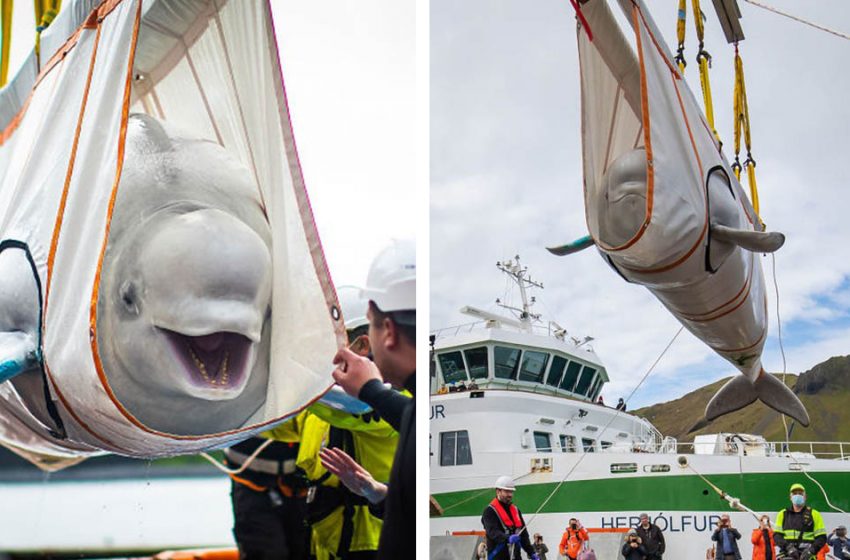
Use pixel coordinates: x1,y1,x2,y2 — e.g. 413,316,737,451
775,507,826,543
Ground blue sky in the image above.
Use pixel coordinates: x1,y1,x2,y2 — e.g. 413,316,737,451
430,0,850,409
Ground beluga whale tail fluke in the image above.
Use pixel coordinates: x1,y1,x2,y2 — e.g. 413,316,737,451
705,369,810,426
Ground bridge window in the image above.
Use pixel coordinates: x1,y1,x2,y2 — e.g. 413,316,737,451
438,351,468,384
576,366,597,396
581,438,596,453
559,434,576,453
560,361,583,392
440,430,473,466
546,355,567,387
494,346,521,380
464,347,489,379
601,441,613,450
519,351,549,383
533,431,553,453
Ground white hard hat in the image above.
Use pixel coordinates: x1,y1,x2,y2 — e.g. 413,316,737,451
336,285,369,330
495,476,516,491
361,238,416,313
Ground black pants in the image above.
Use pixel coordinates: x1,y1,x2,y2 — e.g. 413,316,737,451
231,480,309,560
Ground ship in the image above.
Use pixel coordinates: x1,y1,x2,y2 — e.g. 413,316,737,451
429,257,850,559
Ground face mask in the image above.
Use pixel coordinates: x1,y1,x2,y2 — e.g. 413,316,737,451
791,494,806,507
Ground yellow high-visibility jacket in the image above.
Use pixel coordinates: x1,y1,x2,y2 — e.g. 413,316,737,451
297,402,399,559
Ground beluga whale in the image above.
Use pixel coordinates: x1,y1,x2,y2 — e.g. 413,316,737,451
0,114,274,436
547,0,808,425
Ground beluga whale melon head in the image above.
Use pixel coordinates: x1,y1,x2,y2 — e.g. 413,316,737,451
95,113,273,435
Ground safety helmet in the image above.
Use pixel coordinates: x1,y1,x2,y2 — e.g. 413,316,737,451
336,285,369,330
494,476,516,491
789,483,806,493
361,238,416,313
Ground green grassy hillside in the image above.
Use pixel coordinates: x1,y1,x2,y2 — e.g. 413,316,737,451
634,355,850,445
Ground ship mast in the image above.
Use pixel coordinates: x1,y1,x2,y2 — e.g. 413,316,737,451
495,256,543,331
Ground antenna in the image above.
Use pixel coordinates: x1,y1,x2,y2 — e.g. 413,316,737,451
495,256,543,329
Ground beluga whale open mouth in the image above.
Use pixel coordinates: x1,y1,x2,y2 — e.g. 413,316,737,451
160,329,254,396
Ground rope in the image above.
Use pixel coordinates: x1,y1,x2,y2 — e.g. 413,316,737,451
522,326,685,531
770,254,845,515
742,0,850,42
199,438,274,476
683,461,762,522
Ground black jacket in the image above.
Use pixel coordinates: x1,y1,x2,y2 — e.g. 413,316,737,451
481,501,535,560
712,527,742,560
622,540,648,560
636,524,666,558
359,374,415,560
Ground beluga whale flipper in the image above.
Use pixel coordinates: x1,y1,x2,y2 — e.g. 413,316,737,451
551,0,808,425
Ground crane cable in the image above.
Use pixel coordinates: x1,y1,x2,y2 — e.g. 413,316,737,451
742,0,850,42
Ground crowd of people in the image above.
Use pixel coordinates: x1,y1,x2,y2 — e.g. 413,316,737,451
479,479,846,560
223,240,416,560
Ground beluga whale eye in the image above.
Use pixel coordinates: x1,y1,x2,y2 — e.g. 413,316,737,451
119,281,140,315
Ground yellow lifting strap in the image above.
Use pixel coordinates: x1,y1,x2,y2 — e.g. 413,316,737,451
34,0,60,61
732,44,761,222
675,0,687,72
690,0,719,141
0,0,11,87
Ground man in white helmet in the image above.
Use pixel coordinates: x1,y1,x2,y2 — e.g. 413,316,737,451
483,476,539,560
331,239,415,560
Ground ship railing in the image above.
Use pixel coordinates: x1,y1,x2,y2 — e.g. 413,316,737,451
648,440,850,459
430,320,589,342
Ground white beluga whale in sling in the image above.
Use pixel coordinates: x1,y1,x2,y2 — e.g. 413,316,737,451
548,0,808,425
0,114,273,436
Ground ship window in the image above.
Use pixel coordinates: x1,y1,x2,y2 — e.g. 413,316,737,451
601,441,613,450
611,463,638,474
644,464,671,473
560,361,583,392
494,346,521,380
464,347,489,379
576,366,597,396
546,355,568,387
438,351,468,384
581,438,596,452
440,430,473,466
589,377,603,400
559,434,576,453
519,351,549,383
533,431,553,453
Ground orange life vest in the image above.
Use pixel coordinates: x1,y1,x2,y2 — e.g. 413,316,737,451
489,498,523,531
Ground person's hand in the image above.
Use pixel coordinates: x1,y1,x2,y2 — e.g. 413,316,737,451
798,544,814,560
319,447,387,504
332,347,382,397
508,534,521,545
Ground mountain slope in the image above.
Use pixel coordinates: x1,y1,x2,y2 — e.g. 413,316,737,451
634,355,850,443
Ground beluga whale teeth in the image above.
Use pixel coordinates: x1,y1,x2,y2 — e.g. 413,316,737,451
160,328,253,396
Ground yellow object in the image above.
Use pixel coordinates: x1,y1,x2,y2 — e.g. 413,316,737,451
690,0,719,141
732,46,761,223
262,410,308,443
33,0,60,60
1,0,11,87
775,507,826,543
675,0,687,73
297,401,400,558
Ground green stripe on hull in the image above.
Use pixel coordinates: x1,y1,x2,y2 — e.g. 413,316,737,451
433,472,850,517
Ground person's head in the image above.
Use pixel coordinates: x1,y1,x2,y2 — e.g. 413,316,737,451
639,513,649,528
720,514,731,527
759,515,771,528
569,518,578,530
362,239,416,386
789,483,806,509
534,533,542,542
494,476,515,505
627,528,639,542
337,285,370,343
837,525,847,538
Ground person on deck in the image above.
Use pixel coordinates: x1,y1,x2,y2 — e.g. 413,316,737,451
481,476,539,560
559,518,589,560
751,514,776,560
636,513,666,560
712,514,742,560
774,483,827,560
